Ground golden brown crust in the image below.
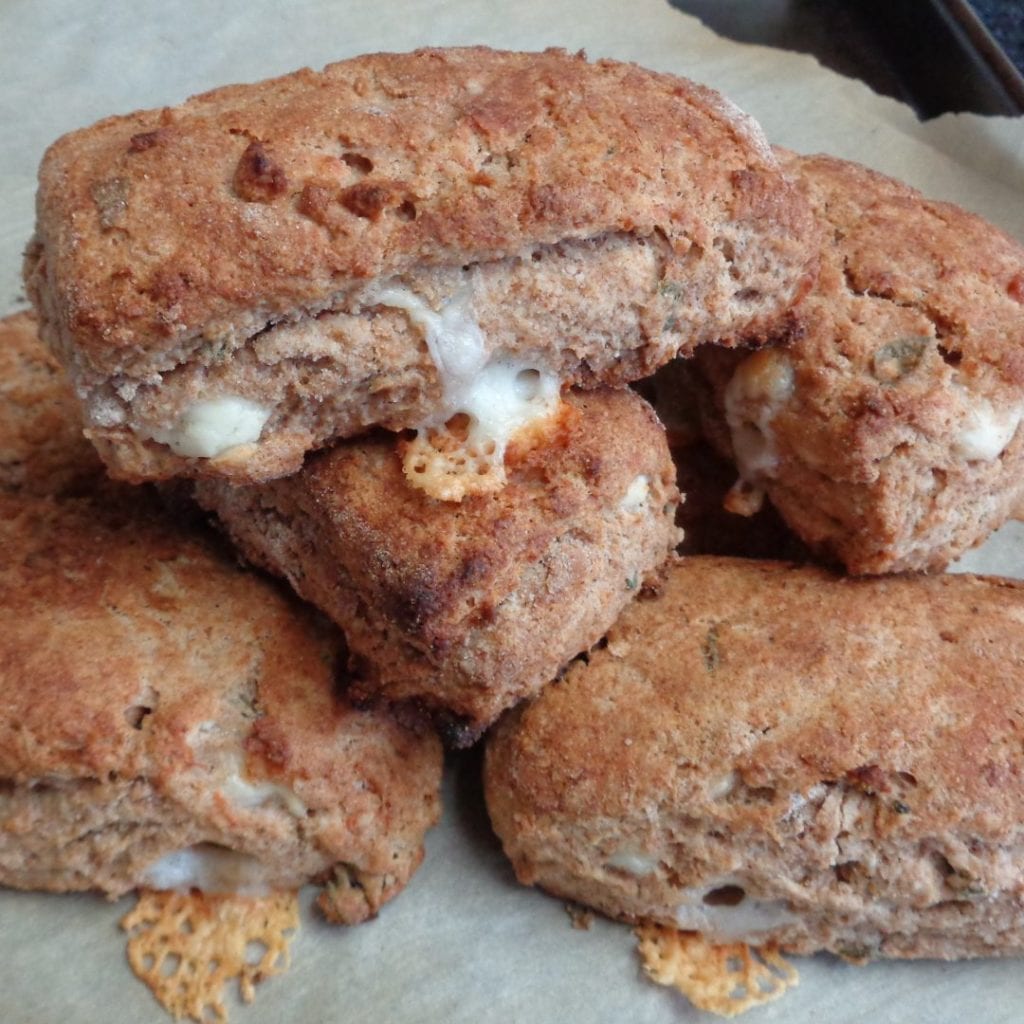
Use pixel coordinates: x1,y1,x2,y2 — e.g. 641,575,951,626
486,556,1024,958
694,151,1024,573
0,310,103,496
27,48,817,483
0,486,441,916
196,388,680,741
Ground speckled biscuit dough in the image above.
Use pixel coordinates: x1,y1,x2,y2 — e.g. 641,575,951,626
486,556,1024,961
0,330,442,922
693,151,1024,574
26,47,817,483
196,387,681,744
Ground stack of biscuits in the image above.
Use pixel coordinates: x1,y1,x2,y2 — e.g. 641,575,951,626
4,44,1024,1019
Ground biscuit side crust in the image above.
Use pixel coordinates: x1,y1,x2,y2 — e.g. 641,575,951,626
485,556,1024,958
0,310,103,496
196,388,681,741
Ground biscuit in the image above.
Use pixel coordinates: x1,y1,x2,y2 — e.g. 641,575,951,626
0,310,103,496
486,556,1024,960
27,47,816,484
196,387,680,744
692,151,1024,573
0,488,442,922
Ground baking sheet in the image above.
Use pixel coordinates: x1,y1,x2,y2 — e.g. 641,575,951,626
1,0,1023,1021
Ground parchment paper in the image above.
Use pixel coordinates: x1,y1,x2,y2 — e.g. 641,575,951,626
1,1,1022,1021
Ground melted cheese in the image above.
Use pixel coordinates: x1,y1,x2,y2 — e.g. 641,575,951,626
619,475,650,513
141,844,272,896
674,879,797,941
220,773,307,818
187,727,307,818
953,399,1023,461
371,284,490,396
708,771,739,801
148,397,271,458
606,849,659,876
368,282,561,498
455,358,561,460
723,349,795,481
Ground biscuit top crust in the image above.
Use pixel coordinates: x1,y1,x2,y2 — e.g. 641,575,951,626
0,310,103,495
29,47,813,376
487,557,1024,838
0,487,442,855
724,151,1024,479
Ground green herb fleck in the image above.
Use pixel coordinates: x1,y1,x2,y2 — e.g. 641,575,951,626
871,335,929,383
701,624,720,674
892,800,910,815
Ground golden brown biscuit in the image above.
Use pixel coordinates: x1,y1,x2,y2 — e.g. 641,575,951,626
0,310,102,496
693,151,1024,574
196,387,680,744
27,47,816,484
486,556,1024,960
0,487,442,922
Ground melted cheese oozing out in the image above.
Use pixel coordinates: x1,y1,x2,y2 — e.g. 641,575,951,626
220,773,307,818
953,400,1023,461
149,397,272,458
606,849,659,876
723,350,795,480
456,359,561,462
674,880,797,941
369,282,560,463
141,844,272,896
372,284,489,393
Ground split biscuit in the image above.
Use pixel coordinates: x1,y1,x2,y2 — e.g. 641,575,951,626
486,556,1024,960
196,387,681,744
26,47,817,484
693,151,1024,573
